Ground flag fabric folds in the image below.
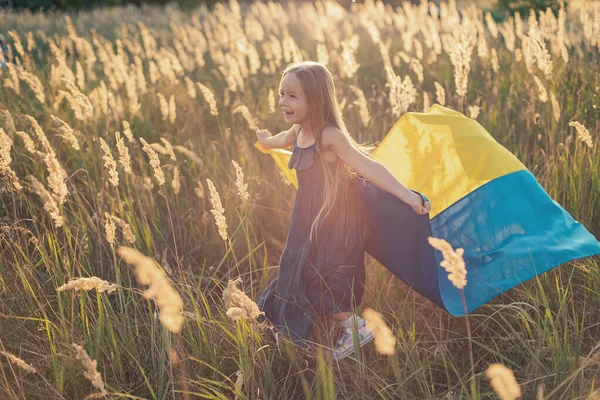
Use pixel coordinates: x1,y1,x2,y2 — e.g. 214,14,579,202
254,104,600,316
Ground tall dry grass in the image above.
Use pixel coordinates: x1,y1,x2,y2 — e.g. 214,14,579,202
0,0,599,398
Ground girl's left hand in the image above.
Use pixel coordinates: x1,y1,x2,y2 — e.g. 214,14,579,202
409,193,431,215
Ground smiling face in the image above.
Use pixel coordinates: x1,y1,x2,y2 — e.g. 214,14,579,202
279,72,309,125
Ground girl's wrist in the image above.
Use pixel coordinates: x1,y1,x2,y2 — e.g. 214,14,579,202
395,187,419,206
408,192,422,207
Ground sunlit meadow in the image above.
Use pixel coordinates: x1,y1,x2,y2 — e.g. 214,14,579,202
0,0,599,398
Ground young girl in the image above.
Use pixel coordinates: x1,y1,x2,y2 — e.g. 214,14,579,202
254,61,431,360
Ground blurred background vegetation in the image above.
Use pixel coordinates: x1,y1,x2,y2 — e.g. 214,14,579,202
0,0,568,17
1,0,599,397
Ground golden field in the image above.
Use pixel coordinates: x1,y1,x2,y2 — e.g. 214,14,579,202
0,0,599,398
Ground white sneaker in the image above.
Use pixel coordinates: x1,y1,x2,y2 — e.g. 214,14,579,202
332,317,375,361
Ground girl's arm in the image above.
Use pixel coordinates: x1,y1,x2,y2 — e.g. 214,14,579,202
323,126,431,214
257,125,298,149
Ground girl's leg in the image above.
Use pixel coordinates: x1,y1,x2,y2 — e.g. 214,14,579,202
325,263,364,324
329,311,354,322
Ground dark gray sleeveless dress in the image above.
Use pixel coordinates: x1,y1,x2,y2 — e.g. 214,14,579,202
257,128,367,347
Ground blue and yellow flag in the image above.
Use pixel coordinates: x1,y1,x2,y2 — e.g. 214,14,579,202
255,104,600,316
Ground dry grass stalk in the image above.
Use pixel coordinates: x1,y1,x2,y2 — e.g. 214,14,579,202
485,363,522,400
232,105,257,130
341,35,360,79
15,130,37,155
168,94,176,124
527,25,553,80
4,63,21,96
317,42,330,66
222,277,263,321
278,169,294,186
515,48,523,62
532,75,548,103
18,69,46,104
157,93,169,121
7,31,26,59
234,369,244,399
99,138,119,187
0,127,22,191
485,12,498,39
104,212,135,244
196,82,219,116
22,115,51,154
172,165,181,195
447,29,474,97
194,180,205,200
268,88,276,114
413,39,423,61
477,25,490,61
184,76,196,99
282,31,303,64
104,212,116,245
499,19,516,53
23,115,69,203
57,277,117,294
434,81,446,106
231,160,249,203
206,178,228,242
491,49,500,73
569,121,594,147
427,237,467,289
116,246,184,333
140,137,165,185
409,58,424,83
468,105,480,119
150,142,169,157
115,131,132,174
148,61,160,84
50,115,79,150
349,85,371,127
125,77,141,115
1,351,38,374
174,145,203,165
547,92,561,124
43,151,69,204
28,175,64,227
160,138,177,161
71,343,108,398
56,79,94,121
122,120,135,143
362,308,396,355
110,214,136,243
386,67,417,117
514,11,524,39
75,61,85,91
25,31,35,52
1,109,16,136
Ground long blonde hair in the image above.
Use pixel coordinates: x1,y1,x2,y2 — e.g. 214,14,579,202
281,61,376,246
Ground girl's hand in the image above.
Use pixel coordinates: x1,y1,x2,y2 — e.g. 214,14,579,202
255,127,272,145
408,193,431,215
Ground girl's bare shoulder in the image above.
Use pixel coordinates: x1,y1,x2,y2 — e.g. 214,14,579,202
321,125,345,148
